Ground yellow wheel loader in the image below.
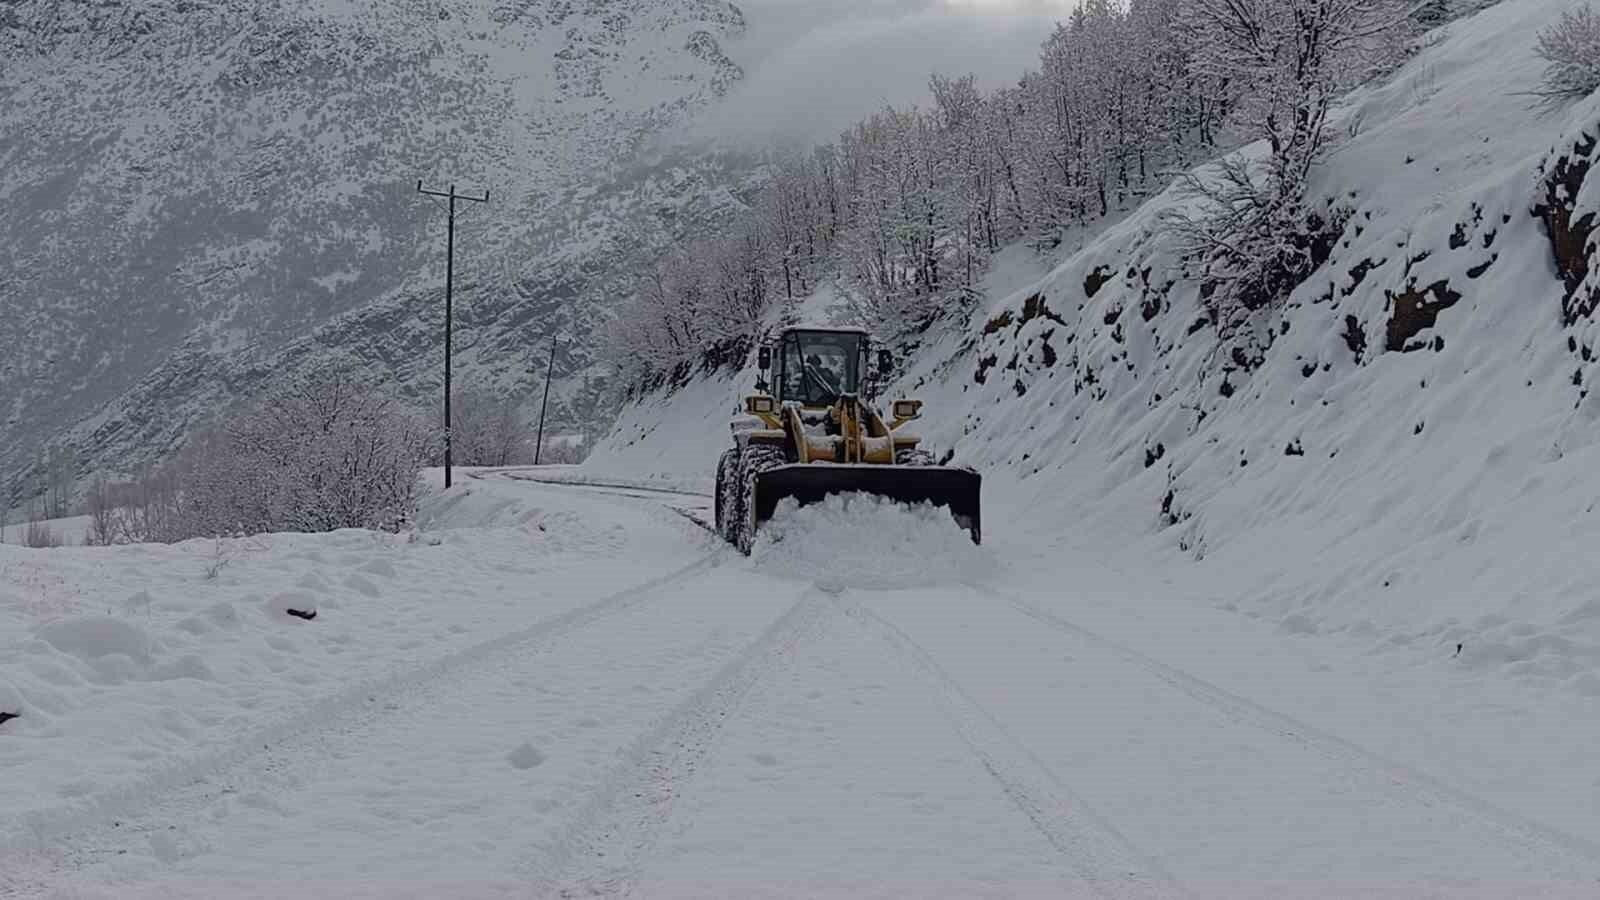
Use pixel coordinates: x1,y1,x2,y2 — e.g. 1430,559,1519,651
714,326,981,554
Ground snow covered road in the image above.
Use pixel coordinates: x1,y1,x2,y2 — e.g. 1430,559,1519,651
6,473,1600,897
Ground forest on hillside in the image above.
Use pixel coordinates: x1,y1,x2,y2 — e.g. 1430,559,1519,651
605,0,1555,382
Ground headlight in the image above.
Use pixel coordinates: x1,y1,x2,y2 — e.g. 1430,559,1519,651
892,400,922,419
746,396,776,415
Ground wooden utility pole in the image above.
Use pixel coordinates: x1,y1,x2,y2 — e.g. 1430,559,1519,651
417,180,488,489
534,332,557,466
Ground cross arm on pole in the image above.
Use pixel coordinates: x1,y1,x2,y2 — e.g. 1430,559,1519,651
417,181,489,204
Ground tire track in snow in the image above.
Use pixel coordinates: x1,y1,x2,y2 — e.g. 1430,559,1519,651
1,554,722,856
478,471,717,536
834,589,1185,900
486,469,710,500
975,582,1600,870
526,582,832,896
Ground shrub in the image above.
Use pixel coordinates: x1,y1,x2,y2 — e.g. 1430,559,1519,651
23,519,61,549
22,500,61,548
84,373,435,543
1536,5,1600,106
1163,156,1350,338
177,373,435,537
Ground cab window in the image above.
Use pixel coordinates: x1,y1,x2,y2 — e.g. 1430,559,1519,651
777,332,861,405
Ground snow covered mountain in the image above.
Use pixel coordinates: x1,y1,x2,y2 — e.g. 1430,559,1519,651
16,3,1600,892
589,0,1600,688
0,0,750,498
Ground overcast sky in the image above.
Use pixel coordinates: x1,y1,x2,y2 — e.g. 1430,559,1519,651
692,0,1078,147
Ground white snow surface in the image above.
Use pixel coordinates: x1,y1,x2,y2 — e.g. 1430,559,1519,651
7,471,1600,897
10,1,1600,896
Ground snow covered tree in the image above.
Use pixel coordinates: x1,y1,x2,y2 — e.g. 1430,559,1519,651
605,0,1232,383
452,389,534,467
1535,4,1600,106
1165,0,1408,330
171,370,435,539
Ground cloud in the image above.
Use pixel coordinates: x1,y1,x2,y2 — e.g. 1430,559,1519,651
691,0,1074,148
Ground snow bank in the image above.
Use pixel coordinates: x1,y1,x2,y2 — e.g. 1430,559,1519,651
581,374,738,493
751,494,997,590
0,514,91,547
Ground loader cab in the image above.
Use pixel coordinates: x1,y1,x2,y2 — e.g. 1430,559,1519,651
772,327,867,408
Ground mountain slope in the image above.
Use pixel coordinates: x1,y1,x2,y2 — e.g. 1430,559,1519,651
586,0,1600,691
0,0,749,495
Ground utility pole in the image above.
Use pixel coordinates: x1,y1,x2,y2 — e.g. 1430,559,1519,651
417,180,488,489
534,331,557,466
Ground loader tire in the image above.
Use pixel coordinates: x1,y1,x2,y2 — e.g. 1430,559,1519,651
714,448,742,546
736,444,787,556
895,447,937,467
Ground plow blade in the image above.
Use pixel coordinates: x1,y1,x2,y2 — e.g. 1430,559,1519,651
753,463,982,544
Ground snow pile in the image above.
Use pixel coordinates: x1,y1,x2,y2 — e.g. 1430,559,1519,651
413,478,638,561
751,494,996,589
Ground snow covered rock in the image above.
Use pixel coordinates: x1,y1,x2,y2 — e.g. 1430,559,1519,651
507,741,547,770
0,679,25,728
266,592,320,623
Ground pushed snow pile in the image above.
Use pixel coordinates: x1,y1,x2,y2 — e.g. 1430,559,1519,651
416,482,603,551
752,494,996,589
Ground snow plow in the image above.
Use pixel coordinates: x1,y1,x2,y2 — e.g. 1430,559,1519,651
714,326,981,553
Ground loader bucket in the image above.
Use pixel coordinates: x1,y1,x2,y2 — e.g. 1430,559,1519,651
753,463,982,544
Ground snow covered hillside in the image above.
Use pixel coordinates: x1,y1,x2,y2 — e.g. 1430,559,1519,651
14,1,1600,896
590,0,1600,695
0,0,750,497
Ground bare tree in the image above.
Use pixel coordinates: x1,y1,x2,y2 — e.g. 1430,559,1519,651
42,446,77,520
23,499,61,549
603,0,1249,382
85,475,117,546
1164,0,1407,327
77,464,186,545
116,370,442,541
452,388,534,467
